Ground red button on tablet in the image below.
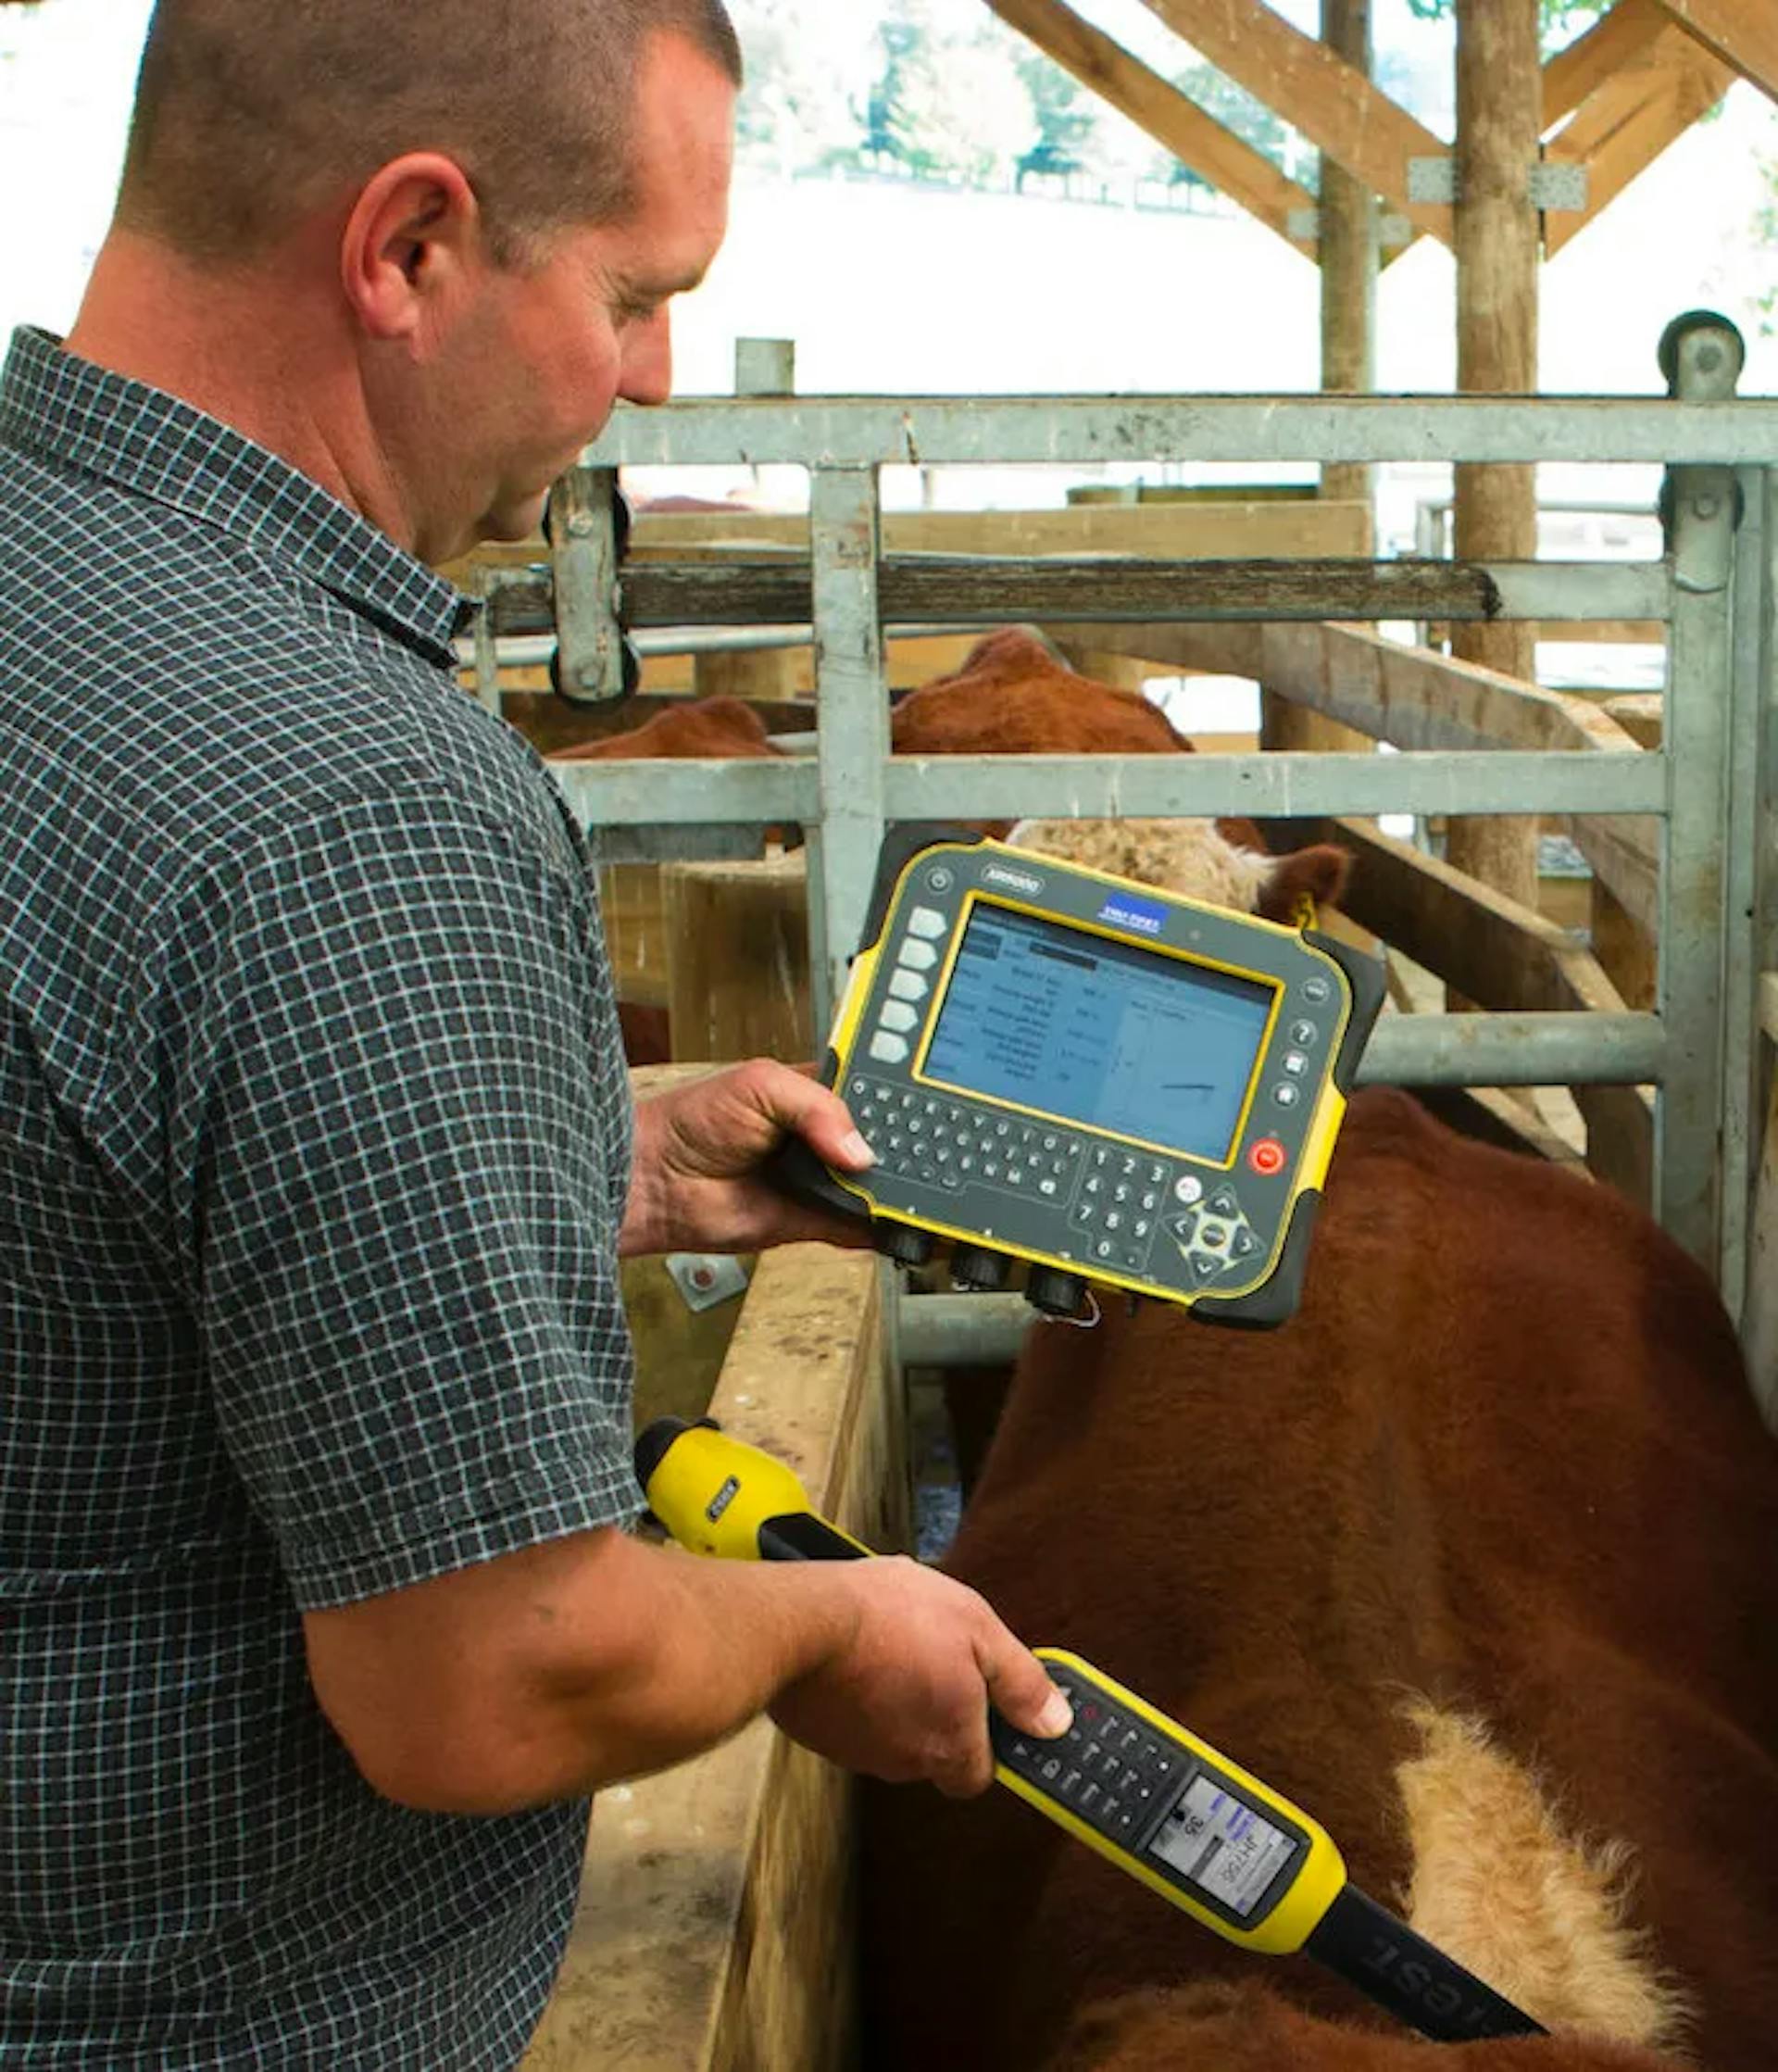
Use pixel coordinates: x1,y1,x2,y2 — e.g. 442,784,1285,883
1248,1136,1287,1176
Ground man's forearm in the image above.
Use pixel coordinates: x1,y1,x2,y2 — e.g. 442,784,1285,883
524,1532,863,1795
306,1525,863,1815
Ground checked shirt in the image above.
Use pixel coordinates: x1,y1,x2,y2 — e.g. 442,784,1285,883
0,325,637,2066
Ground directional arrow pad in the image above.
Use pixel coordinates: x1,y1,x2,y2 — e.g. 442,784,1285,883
1170,1185,1263,1289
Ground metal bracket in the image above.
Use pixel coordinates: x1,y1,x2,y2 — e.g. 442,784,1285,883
664,1253,750,1312
547,467,630,705
1287,208,1414,248
1406,157,1587,210
1530,163,1588,212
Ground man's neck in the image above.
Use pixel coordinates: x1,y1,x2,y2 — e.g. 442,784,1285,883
63,231,419,553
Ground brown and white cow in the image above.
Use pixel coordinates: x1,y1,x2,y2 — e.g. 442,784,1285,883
856,820,1778,2072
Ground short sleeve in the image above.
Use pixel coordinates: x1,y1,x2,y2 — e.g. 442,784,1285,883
152,790,637,1609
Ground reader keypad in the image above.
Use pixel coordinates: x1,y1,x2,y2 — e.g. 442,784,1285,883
846,1077,1085,1201
993,1661,1189,1851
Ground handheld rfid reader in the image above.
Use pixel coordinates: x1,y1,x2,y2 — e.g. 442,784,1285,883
774,827,1384,1325
635,1416,1548,2048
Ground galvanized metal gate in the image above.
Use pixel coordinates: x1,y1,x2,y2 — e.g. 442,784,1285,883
486,313,1778,1326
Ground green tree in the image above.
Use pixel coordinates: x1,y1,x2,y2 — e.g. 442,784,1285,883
727,0,880,171
1754,156,1778,336
1012,46,1098,182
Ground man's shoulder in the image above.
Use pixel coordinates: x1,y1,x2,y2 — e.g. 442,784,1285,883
0,446,585,926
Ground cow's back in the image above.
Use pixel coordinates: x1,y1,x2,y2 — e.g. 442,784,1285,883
859,1087,1778,2068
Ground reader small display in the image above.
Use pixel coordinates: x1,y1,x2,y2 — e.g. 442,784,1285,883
923,902,1276,1164
1147,1776,1303,1920
775,828,1384,1327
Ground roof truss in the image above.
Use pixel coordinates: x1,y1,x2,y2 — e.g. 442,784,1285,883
986,0,1762,265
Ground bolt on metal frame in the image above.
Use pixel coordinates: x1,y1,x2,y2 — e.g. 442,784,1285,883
526,313,1773,1324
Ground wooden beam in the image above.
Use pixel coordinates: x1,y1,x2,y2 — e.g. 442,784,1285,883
1135,0,1453,243
1037,617,1659,936
661,853,812,1064
631,500,1376,560
1545,28,1735,255
607,556,1556,632
446,499,1379,591
1446,0,1543,942
1542,0,1672,129
984,0,1319,255
1652,0,1778,101
527,1240,893,2071
1320,0,1378,512
1294,816,1653,1200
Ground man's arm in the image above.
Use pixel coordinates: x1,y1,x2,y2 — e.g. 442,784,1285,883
302,1526,1071,1813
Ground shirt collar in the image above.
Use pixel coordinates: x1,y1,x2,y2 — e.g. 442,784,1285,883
0,325,478,667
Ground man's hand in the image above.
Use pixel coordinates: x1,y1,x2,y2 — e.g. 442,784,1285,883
621,1057,877,1257
769,1556,1073,1799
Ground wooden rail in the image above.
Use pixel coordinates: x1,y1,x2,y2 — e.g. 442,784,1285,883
523,1230,895,2072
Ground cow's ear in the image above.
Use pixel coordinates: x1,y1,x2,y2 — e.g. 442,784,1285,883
1255,843,1351,924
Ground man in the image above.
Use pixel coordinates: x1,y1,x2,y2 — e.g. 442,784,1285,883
0,4,1069,2064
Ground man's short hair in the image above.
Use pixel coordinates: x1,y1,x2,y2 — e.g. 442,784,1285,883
115,0,742,267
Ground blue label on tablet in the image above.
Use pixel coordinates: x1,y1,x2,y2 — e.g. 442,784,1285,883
1098,893,1167,937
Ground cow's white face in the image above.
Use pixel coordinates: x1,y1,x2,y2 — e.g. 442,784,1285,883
1007,817,1274,913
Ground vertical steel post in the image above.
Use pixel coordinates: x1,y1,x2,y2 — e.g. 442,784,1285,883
734,337,796,396
807,465,889,1033
1740,469,1778,1410
1658,315,1744,1268
470,572,502,719
1721,464,1769,1318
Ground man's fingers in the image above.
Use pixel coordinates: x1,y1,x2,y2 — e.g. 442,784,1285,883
933,1733,996,1800
983,1638,1073,1741
745,1060,875,1171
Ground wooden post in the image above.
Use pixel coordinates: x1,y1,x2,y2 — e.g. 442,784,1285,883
1320,0,1376,517
661,852,812,1063
1265,0,1377,761
691,642,802,704
526,1242,896,2069
1446,0,1542,923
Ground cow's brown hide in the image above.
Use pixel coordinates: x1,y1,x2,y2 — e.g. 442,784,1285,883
860,1088,1778,2071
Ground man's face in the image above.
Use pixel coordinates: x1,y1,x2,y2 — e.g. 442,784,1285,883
407,31,735,560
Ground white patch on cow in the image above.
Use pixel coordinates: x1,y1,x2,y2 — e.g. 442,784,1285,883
1395,1702,1693,2047
1006,818,1273,913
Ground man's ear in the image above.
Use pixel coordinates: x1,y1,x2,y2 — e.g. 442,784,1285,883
340,152,484,344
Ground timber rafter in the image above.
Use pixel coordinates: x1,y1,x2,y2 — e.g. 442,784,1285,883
985,0,1767,265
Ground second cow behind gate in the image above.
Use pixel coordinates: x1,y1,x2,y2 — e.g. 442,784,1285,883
855,817,1778,2072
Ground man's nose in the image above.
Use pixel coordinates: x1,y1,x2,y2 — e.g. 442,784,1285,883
619,308,673,406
